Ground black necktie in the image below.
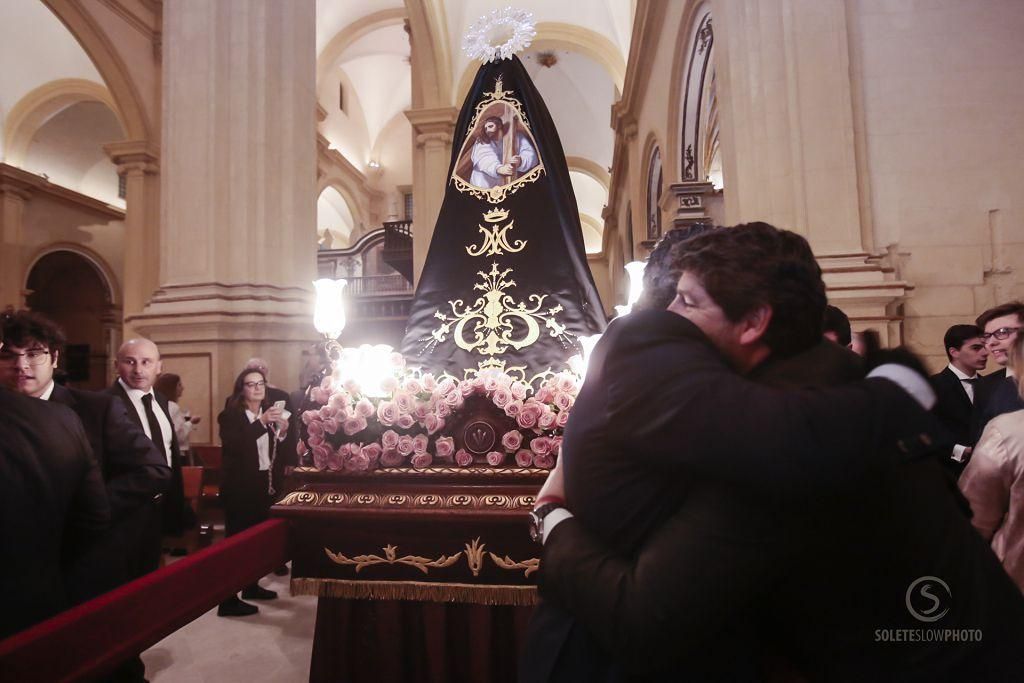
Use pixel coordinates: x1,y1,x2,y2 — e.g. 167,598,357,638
142,394,168,464
963,377,979,385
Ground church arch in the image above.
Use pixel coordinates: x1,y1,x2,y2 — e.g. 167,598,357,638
316,8,407,86
669,4,717,183
4,79,123,166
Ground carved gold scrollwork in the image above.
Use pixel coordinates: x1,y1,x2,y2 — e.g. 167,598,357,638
387,494,408,505
354,494,377,505
465,538,487,577
324,544,463,575
489,553,540,578
324,493,345,504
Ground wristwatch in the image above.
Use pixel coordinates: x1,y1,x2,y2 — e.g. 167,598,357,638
529,502,563,543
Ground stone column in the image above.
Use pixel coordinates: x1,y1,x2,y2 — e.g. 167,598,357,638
104,140,160,333
134,0,318,432
405,106,458,285
714,0,864,254
0,175,31,309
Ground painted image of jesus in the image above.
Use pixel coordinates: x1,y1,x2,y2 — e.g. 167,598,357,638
455,107,540,190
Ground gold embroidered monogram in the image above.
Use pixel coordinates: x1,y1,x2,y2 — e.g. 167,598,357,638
466,208,526,257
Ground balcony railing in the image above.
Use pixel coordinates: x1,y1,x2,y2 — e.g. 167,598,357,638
343,274,413,297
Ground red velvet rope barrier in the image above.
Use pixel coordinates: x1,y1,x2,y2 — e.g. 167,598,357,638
0,519,289,683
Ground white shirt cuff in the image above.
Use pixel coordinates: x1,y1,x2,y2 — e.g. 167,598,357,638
952,444,968,462
542,508,574,544
867,363,936,410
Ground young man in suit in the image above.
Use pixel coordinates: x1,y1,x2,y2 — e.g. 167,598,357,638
0,314,109,638
0,311,170,601
108,338,189,567
973,302,1024,441
524,224,1024,682
930,324,989,474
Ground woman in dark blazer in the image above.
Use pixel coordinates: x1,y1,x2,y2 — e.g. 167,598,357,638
217,368,289,617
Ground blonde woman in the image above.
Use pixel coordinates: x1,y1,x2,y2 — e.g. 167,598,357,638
960,331,1024,592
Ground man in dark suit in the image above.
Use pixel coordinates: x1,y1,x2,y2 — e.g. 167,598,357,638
107,337,188,570
972,302,1024,441
930,324,989,474
0,311,171,600
521,224,1004,682
0,319,109,638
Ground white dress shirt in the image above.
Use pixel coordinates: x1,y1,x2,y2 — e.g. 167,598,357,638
947,363,980,462
38,380,56,401
244,408,272,472
118,378,174,466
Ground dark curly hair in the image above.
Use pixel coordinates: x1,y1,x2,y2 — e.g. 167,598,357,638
0,309,67,359
670,222,826,358
634,223,715,312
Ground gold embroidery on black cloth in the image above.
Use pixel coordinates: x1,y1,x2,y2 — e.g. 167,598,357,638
421,262,575,358
489,553,540,578
451,77,546,204
466,208,526,257
465,537,487,577
324,544,462,574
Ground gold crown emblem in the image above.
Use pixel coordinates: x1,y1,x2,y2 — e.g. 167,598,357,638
483,208,510,223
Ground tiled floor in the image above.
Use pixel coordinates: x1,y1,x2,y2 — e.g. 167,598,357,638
140,566,318,682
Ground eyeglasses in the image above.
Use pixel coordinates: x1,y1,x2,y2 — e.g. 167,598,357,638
982,326,1021,342
0,347,51,366
244,380,267,388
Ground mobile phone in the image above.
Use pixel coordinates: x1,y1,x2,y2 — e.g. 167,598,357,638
273,400,286,410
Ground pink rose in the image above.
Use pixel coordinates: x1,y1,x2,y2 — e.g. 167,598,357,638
556,409,570,428
342,378,360,395
413,403,429,420
492,387,512,408
436,402,451,418
436,377,456,396
320,375,334,391
501,430,523,453
504,399,524,417
343,415,368,435
329,392,349,410
435,436,455,459
530,436,553,457
444,389,463,407
312,444,330,469
376,401,399,426
355,398,375,418
483,376,501,393
361,442,382,466
307,420,325,438
381,430,400,451
517,403,544,430
322,417,340,435
514,449,534,468
455,449,474,467
556,373,577,394
345,453,370,472
307,434,324,448
380,376,399,393
397,435,415,456
397,414,415,430
534,387,553,403
554,392,574,411
310,387,330,404
380,449,404,467
394,391,415,414
326,448,344,471
486,451,506,467
538,408,557,431
410,452,433,469
510,381,528,400
534,453,556,469
460,380,477,396
390,352,406,368
318,405,337,419
301,410,316,425
424,413,444,435
412,434,429,455
403,378,424,394
550,436,563,456
421,374,437,392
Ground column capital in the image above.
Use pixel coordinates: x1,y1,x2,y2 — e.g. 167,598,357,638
104,140,160,174
665,181,716,229
0,163,36,201
405,106,458,135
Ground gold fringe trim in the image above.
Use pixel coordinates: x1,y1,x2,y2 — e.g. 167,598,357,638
290,577,538,606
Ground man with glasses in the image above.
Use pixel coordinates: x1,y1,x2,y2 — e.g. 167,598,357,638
0,312,109,638
0,311,169,603
973,302,1024,442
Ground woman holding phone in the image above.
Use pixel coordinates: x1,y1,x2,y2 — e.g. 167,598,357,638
216,368,289,617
